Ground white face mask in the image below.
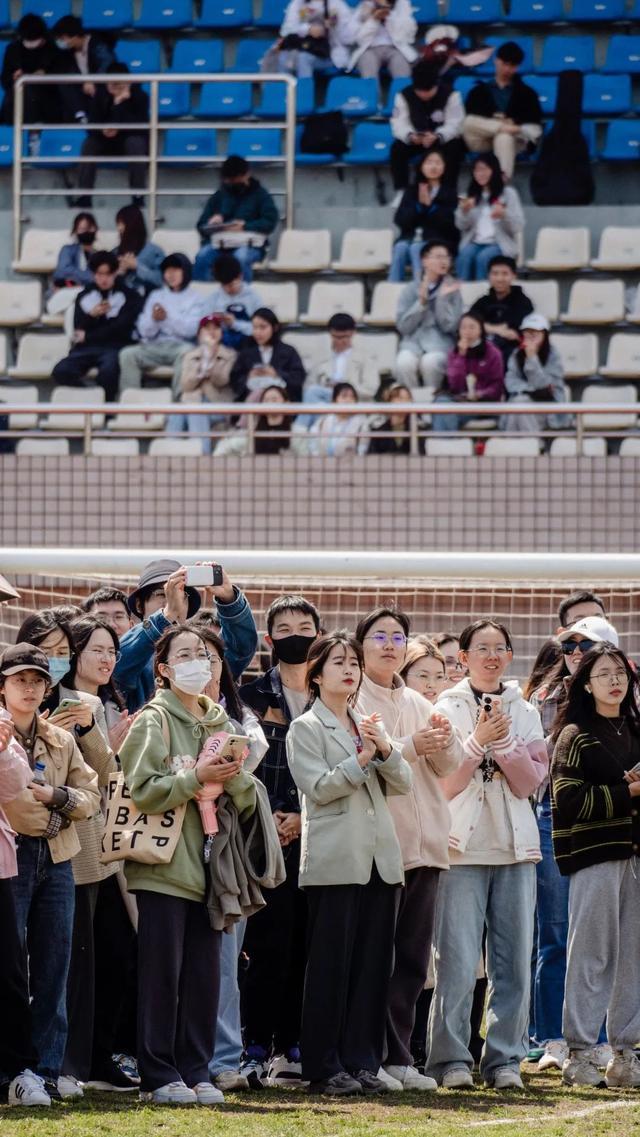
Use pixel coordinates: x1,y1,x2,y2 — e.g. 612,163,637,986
170,659,211,696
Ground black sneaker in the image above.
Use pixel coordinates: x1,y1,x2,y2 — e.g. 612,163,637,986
85,1059,138,1092
351,1069,389,1095
308,1072,362,1097
42,1079,63,1102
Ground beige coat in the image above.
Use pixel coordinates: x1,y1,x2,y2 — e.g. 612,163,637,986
178,342,237,403
286,699,412,887
307,347,379,398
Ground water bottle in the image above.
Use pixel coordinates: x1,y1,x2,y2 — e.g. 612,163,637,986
32,761,47,785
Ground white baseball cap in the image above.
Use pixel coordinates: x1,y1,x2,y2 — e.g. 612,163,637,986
520,312,550,333
558,615,619,648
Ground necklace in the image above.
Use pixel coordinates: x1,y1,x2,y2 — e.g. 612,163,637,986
604,715,627,738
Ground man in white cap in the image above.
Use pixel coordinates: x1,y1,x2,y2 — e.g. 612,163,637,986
502,312,571,435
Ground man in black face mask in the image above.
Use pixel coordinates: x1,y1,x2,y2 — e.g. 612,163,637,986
237,595,321,1092
193,154,278,285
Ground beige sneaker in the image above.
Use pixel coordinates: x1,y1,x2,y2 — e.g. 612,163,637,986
605,1049,640,1088
562,1050,606,1087
441,1065,474,1089
538,1041,569,1071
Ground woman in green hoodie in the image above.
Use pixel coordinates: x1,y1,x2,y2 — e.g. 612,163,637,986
118,624,256,1107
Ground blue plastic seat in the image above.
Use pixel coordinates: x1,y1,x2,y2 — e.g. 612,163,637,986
195,81,252,118
475,36,534,74
569,0,625,17
344,123,392,165
196,0,252,27
506,0,564,21
82,0,132,28
522,73,558,112
539,35,594,73
135,0,192,28
37,129,86,167
294,123,336,165
383,77,411,115
453,75,480,104
115,39,163,74
162,128,217,162
0,126,13,167
255,77,314,118
411,0,442,19
0,0,9,23
448,0,504,22
172,39,223,74
157,81,191,117
583,73,631,114
600,120,640,160
323,77,378,118
254,0,287,26
21,0,71,24
227,127,283,159
602,35,640,74
230,40,272,73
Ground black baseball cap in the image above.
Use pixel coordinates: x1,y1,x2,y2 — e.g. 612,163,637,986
0,643,50,679
127,558,201,619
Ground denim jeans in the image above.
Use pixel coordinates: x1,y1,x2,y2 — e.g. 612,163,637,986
209,918,246,1076
167,394,226,456
389,239,424,284
297,383,332,430
278,50,334,80
11,837,75,1079
533,795,569,1045
456,242,503,282
426,861,536,1082
193,243,264,283
431,394,477,433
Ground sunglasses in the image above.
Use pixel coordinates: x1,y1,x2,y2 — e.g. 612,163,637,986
562,639,595,655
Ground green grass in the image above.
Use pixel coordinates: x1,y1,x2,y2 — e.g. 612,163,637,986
2,1071,640,1137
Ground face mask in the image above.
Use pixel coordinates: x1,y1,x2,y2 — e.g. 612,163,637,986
171,659,211,696
271,634,316,666
22,38,44,49
77,230,96,246
55,38,69,50
48,657,71,685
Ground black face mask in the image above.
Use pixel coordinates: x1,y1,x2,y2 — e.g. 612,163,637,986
271,634,317,666
77,230,96,246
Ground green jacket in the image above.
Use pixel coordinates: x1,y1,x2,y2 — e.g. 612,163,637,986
119,689,256,902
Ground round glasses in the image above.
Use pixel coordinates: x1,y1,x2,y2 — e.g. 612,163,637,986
365,632,407,648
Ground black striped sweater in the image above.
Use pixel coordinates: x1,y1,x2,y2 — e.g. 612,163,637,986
551,722,640,876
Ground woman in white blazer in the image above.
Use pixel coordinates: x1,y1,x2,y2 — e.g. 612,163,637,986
349,0,417,81
286,631,411,1098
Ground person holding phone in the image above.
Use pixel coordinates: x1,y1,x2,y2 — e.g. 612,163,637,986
455,154,524,282
349,0,416,86
426,619,547,1090
276,0,356,79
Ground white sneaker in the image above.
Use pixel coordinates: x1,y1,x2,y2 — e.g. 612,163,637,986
538,1041,569,1071
605,1049,640,1088
141,1081,197,1105
592,1043,614,1069
491,1066,524,1090
441,1065,474,1089
265,1054,305,1088
383,1064,437,1091
375,1066,404,1091
562,1050,606,1087
57,1075,84,1099
192,1082,224,1105
212,1070,249,1092
8,1070,51,1107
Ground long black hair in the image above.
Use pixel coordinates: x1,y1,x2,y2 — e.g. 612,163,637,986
67,615,126,710
522,636,563,700
115,203,148,256
514,328,551,371
193,624,245,723
251,307,281,345
551,643,640,743
16,609,72,652
467,153,505,204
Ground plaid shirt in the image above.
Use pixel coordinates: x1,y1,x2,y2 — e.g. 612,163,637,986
241,667,301,815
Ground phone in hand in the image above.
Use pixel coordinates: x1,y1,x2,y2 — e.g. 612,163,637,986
50,698,83,717
185,564,223,588
482,694,502,717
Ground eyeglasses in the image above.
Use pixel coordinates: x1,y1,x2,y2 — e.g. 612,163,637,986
168,651,211,663
466,645,510,657
590,670,627,685
562,639,594,656
444,658,464,671
365,632,408,648
83,648,121,663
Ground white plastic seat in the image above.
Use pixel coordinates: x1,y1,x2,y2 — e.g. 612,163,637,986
12,229,70,275
331,229,393,274
599,335,640,379
282,332,326,373
301,282,365,326
106,387,171,432
269,229,331,274
527,227,590,272
151,228,200,261
254,281,299,324
363,282,405,327
581,383,637,430
15,437,70,456
40,312,65,328
619,437,640,456
426,437,474,456
356,332,398,376
562,280,625,325
0,281,42,326
0,384,39,428
0,333,8,375
459,281,488,308
147,437,204,457
591,227,640,271
8,334,70,380
41,385,105,431
91,438,140,456
550,333,598,379
521,280,560,323
484,437,541,456
548,436,607,456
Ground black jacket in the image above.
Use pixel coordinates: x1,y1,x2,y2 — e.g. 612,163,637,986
394,182,459,249
88,83,149,134
241,667,300,817
230,339,306,402
469,285,534,333
367,420,425,455
52,34,115,76
73,280,142,350
1,39,57,92
465,76,542,126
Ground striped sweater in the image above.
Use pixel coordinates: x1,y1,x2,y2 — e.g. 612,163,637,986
551,722,640,876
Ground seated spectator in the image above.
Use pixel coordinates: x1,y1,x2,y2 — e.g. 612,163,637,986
194,156,278,284
167,315,237,455
275,0,356,79
1,15,57,125
112,204,164,295
119,253,203,394
50,211,99,291
432,312,504,432
348,0,416,83
468,255,533,366
52,15,115,124
307,313,377,402
305,382,368,456
367,383,424,453
455,154,524,281
390,61,464,194
205,254,263,351
214,383,298,456
462,41,542,180
389,150,458,283
230,308,305,402
395,239,462,390
51,251,142,401
74,63,148,208
502,313,571,435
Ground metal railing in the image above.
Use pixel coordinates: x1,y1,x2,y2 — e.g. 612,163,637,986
13,72,297,260
0,399,636,455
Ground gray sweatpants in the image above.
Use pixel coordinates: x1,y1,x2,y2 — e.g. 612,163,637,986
564,858,640,1049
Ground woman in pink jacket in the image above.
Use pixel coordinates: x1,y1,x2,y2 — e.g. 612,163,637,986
432,313,504,433
0,711,50,1107
355,606,463,1093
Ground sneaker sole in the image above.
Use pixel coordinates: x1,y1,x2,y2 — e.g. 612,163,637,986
85,1082,138,1092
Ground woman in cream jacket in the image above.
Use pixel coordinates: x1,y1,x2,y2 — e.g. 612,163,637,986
349,0,417,81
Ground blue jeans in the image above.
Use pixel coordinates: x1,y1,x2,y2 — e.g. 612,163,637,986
278,50,334,80
11,837,75,1079
426,861,536,1082
389,239,423,284
297,383,332,429
456,242,502,281
167,396,225,456
431,394,477,433
193,243,264,283
209,918,247,1076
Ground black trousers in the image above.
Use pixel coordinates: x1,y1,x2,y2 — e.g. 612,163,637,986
301,866,399,1084
136,891,221,1091
390,137,466,190
52,346,121,402
78,132,147,191
241,846,307,1054
386,866,441,1067
0,878,38,1082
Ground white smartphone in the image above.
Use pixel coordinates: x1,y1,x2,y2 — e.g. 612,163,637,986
184,565,222,588
482,694,502,717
